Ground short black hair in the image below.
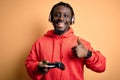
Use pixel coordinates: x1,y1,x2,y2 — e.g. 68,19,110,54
49,2,75,23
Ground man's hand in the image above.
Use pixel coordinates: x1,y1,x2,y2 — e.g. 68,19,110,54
72,38,88,58
37,60,50,74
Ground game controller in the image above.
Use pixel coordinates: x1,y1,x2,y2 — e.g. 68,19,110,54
47,62,65,70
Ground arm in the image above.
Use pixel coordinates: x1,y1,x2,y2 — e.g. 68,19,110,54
72,37,106,72
84,46,106,73
25,42,49,80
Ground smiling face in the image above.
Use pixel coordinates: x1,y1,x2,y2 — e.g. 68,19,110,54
52,5,72,35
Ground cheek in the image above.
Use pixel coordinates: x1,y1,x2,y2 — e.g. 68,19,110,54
66,18,71,22
66,18,71,24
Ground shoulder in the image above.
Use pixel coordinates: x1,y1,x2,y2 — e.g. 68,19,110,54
79,37,90,44
34,35,50,43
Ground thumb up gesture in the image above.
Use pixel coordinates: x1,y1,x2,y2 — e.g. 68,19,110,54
72,38,88,58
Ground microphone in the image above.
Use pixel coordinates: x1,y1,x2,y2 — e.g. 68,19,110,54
47,62,65,70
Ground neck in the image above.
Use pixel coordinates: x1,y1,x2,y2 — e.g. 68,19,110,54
54,30,64,35
54,28,70,35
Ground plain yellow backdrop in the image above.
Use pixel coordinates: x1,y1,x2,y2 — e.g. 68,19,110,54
0,0,120,80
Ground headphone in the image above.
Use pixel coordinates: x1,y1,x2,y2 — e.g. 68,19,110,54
49,14,75,24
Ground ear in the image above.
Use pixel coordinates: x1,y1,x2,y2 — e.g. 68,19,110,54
71,16,75,24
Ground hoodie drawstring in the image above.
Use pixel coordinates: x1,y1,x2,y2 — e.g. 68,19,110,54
60,38,63,62
51,37,55,62
51,36,64,62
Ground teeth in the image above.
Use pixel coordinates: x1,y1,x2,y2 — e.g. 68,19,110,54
58,23,64,27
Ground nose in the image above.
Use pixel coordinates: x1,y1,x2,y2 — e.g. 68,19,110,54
58,15,64,21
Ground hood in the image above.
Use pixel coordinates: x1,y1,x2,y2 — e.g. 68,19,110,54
44,27,74,38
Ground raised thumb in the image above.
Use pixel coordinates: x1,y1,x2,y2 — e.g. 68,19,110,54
77,37,81,45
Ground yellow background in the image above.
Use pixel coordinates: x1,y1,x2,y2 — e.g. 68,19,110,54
0,0,120,80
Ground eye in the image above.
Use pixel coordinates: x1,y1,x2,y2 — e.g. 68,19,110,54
54,13,60,17
64,14,69,18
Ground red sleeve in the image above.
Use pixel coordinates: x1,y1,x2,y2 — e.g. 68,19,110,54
25,42,43,80
81,38,106,73
85,49,106,72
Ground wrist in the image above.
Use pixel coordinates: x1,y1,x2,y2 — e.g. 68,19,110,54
84,50,92,59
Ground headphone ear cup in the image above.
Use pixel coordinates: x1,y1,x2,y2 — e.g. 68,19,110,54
71,17,75,24
49,14,52,22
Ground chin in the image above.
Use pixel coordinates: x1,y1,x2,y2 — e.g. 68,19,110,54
55,27,65,31
54,28,65,35
56,29,64,32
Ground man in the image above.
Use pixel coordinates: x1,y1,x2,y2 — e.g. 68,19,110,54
25,2,106,80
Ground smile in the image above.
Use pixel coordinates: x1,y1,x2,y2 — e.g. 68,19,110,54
56,22,65,28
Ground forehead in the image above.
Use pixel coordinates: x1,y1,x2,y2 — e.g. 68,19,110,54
53,5,71,14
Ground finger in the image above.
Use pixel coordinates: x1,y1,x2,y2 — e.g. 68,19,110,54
72,51,78,57
42,60,50,64
72,46,76,50
44,68,49,72
77,37,81,45
45,60,50,64
39,60,49,68
39,63,48,69
72,49,76,53
42,60,49,68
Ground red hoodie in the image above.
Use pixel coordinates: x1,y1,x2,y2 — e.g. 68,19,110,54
25,28,106,80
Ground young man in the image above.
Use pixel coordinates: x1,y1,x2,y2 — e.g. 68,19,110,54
25,2,106,80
